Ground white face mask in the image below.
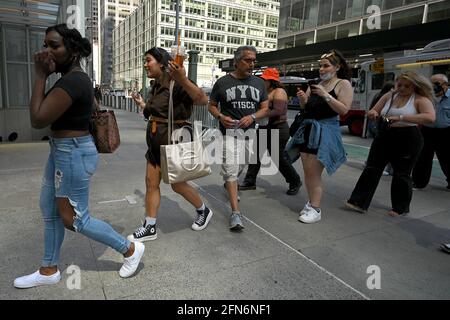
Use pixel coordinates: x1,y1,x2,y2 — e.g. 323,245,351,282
320,72,335,81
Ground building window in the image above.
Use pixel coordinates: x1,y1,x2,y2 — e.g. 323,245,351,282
317,0,332,26
186,42,204,51
161,0,175,11
185,0,205,16
294,31,314,46
206,33,224,42
226,47,237,55
346,0,364,18
229,8,246,22
247,28,264,37
304,0,319,29
248,12,264,25
228,25,245,34
265,41,277,50
206,45,224,54
185,30,204,40
266,15,278,28
316,26,336,42
390,6,423,29
246,39,262,47
207,4,226,19
427,1,450,23
332,0,347,23
227,36,244,45
161,14,175,24
161,26,174,36
161,39,173,48
207,21,225,31
185,18,204,28
336,21,360,39
382,0,403,10
266,30,277,39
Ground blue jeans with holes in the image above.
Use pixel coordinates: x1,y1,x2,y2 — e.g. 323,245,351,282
40,135,130,267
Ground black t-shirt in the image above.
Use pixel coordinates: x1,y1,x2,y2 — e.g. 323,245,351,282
50,71,94,131
210,74,267,133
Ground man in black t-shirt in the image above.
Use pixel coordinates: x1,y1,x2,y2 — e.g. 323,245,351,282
208,45,269,231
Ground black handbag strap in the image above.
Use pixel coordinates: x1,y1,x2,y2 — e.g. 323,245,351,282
383,92,396,117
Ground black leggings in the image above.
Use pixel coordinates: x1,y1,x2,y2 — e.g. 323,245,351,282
348,126,423,214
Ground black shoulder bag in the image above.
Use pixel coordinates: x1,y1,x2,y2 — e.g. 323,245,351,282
376,93,395,134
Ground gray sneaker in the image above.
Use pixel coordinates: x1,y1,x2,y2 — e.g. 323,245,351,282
230,212,244,230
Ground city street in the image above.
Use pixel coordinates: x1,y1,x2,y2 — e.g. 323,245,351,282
1,109,449,300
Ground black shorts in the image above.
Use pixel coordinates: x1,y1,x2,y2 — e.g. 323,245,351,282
145,121,191,167
297,123,319,155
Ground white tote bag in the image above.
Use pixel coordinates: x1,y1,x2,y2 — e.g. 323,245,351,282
160,81,211,184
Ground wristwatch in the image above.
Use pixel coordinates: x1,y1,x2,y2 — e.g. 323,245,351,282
217,114,222,120
325,95,332,102
251,114,256,122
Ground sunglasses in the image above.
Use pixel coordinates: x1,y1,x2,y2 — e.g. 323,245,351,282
241,58,258,64
321,51,340,64
321,52,335,59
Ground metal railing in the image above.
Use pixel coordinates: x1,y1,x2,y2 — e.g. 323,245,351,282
100,94,219,128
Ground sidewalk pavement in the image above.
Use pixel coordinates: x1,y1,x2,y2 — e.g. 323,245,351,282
0,109,449,300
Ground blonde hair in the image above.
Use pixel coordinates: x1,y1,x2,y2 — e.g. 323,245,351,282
396,71,434,102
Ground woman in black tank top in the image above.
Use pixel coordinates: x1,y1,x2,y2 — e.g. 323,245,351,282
288,50,353,224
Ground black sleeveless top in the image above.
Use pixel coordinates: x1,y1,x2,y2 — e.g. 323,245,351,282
303,80,341,120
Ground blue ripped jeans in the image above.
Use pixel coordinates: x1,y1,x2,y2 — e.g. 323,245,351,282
40,135,130,267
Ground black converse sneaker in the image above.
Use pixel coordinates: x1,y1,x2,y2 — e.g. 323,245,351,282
191,207,213,231
127,221,157,242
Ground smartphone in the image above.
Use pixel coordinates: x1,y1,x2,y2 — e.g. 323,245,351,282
308,78,320,86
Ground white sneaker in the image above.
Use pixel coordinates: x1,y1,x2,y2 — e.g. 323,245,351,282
119,242,145,278
299,201,312,216
299,206,321,224
14,270,61,289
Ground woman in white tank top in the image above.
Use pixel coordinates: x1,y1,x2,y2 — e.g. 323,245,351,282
347,71,435,217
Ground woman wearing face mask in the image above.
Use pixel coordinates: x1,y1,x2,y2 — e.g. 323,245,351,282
285,50,353,223
347,71,435,217
14,24,145,289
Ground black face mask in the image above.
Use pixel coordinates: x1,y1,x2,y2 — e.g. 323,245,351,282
433,82,443,94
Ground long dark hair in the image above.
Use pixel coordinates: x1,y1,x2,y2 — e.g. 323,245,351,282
46,24,91,61
321,49,351,80
267,79,285,90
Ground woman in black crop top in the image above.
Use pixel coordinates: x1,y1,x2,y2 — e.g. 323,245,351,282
15,24,144,289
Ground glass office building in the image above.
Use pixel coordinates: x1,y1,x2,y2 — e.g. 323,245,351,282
278,0,450,49
112,0,280,90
